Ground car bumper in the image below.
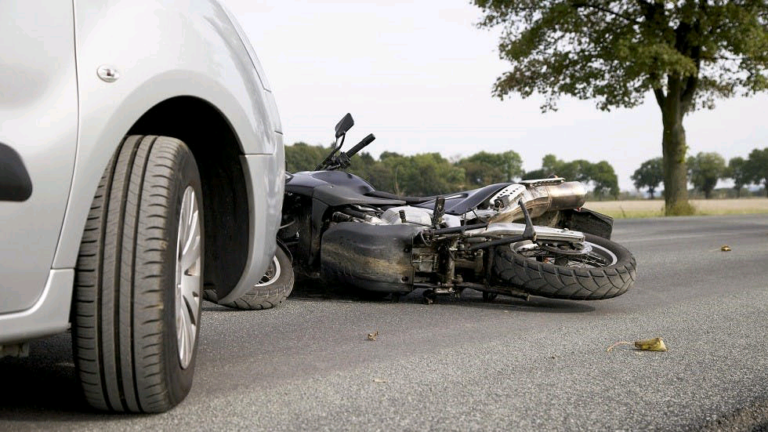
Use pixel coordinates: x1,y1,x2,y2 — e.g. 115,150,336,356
0,269,73,344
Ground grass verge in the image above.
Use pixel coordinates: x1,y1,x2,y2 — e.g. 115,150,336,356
584,198,768,219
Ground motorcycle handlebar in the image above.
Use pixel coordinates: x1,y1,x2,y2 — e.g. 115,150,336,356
346,134,376,158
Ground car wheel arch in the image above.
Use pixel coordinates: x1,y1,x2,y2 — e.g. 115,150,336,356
127,96,251,302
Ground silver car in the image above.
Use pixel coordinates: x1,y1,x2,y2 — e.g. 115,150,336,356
0,0,284,412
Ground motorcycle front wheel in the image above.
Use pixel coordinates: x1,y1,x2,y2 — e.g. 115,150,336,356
492,233,636,300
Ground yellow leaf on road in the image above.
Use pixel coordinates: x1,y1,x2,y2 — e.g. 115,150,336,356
634,337,667,352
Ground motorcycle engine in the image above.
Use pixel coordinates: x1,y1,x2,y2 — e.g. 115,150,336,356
381,206,432,226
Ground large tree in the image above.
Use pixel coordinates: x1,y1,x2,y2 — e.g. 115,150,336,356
631,157,664,199
688,151,726,198
474,1,768,215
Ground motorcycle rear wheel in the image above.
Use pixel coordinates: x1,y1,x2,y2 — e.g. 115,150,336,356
492,233,636,300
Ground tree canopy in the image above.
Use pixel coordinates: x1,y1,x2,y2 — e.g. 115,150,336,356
474,0,768,214
745,147,768,196
523,154,620,198
456,151,524,186
631,157,664,199
687,151,727,199
285,143,616,198
726,156,750,197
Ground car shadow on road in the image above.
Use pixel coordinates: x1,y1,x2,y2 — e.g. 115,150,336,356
0,333,135,422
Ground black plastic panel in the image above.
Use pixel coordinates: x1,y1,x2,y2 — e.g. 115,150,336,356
287,171,404,207
0,143,33,202
321,222,422,293
558,208,614,240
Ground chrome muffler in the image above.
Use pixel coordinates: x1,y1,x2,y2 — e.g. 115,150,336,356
487,178,586,223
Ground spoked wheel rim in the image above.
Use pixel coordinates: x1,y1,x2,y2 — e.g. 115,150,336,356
512,240,618,268
255,255,281,287
175,186,202,370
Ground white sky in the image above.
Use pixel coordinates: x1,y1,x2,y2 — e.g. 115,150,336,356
225,0,768,191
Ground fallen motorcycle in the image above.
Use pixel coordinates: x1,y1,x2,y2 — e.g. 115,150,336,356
226,113,637,307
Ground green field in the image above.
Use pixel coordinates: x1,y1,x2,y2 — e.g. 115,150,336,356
584,198,768,219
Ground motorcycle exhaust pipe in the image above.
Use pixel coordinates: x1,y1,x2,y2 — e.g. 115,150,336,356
489,181,587,223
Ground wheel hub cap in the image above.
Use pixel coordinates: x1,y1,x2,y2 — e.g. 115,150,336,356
175,186,201,369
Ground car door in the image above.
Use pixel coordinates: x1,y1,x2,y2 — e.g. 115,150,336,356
0,1,78,314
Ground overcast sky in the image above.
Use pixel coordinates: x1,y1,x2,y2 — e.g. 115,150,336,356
225,0,768,191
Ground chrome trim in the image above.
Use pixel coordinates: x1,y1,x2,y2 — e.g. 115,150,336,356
464,223,585,243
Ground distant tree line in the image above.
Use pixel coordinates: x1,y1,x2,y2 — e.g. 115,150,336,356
632,148,768,199
285,142,619,198
522,155,619,199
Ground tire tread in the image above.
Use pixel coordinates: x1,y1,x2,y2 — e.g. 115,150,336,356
492,233,636,300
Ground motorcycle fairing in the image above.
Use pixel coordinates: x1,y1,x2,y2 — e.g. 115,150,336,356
287,171,513,216
286,171,405,207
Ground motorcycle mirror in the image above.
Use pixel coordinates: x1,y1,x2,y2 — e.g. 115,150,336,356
335,113,354,138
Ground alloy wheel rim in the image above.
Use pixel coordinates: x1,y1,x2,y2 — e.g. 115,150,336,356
256,256,281,287
175,186,201,369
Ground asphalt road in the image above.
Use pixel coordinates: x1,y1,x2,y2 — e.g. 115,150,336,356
2,214,767,431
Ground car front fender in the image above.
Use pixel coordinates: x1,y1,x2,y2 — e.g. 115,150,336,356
53,0,284,299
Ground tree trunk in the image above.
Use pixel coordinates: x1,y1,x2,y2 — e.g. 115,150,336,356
661,119,691,214
660,82,693,216
648,188,655,200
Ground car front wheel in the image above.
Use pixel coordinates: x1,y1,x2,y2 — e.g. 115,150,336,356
72,135,204,413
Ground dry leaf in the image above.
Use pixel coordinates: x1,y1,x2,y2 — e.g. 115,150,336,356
634,337,667,352
721,245,732,252
607,338,668,352
367,331,379,341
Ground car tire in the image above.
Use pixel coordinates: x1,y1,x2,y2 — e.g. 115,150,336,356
203,247,294,310
72,135,204,413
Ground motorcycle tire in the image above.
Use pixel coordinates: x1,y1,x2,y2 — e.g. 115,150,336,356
492,233,636,300
203,247,294,310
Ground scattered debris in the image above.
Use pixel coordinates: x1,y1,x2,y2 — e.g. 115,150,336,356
607,337,668,352
721,245,732,252
373,378,387,383
367,330,379,341
635,337,667,352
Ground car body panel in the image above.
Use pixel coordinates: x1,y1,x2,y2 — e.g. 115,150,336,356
0,1,78,314
52,0,283,301
1,0,284,340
